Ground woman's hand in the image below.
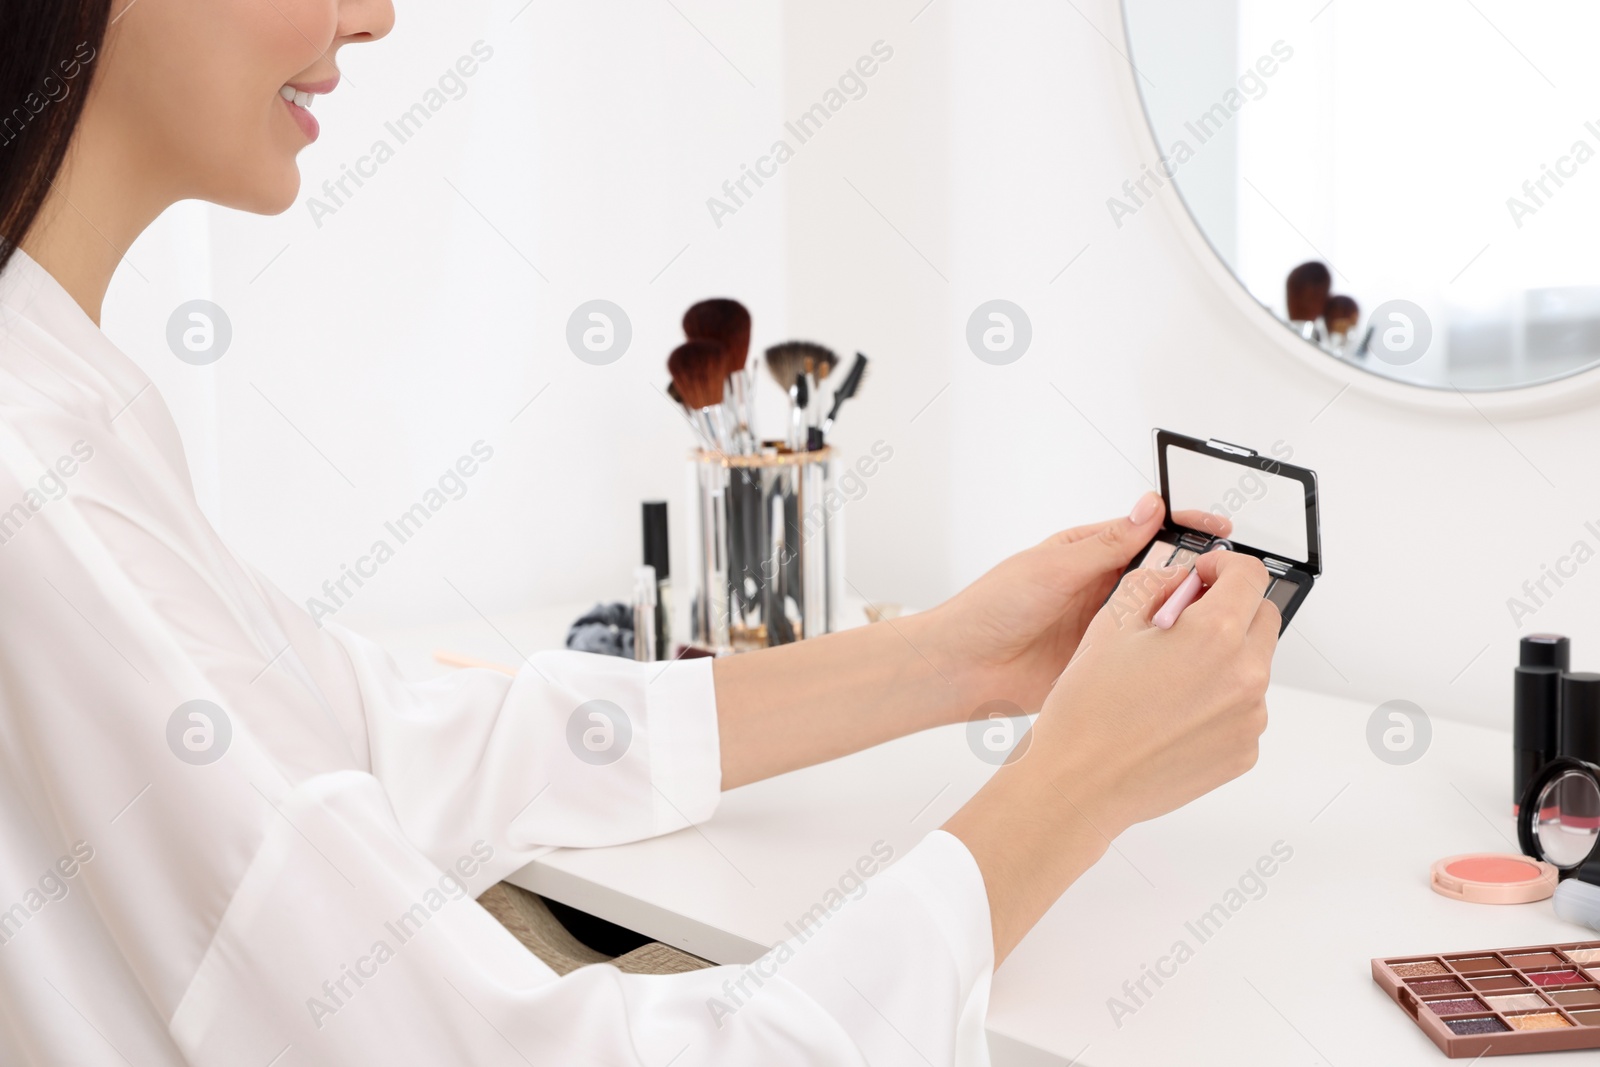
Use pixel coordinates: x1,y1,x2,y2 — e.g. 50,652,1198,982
943,550,1277,963
916,492,1230,715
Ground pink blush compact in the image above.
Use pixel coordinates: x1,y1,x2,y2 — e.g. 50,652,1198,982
1431,853,1559,904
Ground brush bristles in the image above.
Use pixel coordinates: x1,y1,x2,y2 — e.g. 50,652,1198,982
668,340,728,411
1285,261,1332,322
684,299,752,374
1324,295,1359,334
765,341,832,390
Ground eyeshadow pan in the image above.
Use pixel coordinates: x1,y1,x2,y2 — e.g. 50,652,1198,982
1265,578,1298,612
1169,547,1197,568
1508,952,1564,969
1529,970,1583,987
1427,997,1486,1016
1137,540,1176,569
1552,987,1600,1009
1394,961,1449,977
1486,993,1548,1011
1378,945,1600,1053
1409,978,1465,995
1446,1016,1510,1035
1446,956,1504,973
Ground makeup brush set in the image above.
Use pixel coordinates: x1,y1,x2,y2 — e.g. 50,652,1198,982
665,299,868,653
665,300,868,457
1285,260,1368,359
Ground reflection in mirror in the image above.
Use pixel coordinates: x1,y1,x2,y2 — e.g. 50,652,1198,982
1122,0,1600,391
1166,446,1307,562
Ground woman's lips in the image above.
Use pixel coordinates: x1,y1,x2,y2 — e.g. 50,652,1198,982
281,94,320,142
279,76,337,143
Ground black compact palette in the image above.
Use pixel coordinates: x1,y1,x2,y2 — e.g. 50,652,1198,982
1129,429,1322,632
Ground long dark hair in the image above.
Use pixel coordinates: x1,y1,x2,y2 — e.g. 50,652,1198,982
0,0,112,276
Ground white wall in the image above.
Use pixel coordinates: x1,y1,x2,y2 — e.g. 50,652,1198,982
103,0,1600,734
109,0,788,627
934,0,1600,733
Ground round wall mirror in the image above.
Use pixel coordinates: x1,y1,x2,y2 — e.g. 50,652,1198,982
1122,1,1600,391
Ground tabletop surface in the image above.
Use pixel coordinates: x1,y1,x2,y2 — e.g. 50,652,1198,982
356,609,1587,1065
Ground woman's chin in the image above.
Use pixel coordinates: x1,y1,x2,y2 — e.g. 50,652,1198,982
216,167,304,218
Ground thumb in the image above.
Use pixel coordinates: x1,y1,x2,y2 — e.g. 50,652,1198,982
1060,491,1167,574
1101,562,1192,631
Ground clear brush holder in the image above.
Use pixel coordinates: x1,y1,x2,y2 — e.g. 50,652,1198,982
687,448,841,654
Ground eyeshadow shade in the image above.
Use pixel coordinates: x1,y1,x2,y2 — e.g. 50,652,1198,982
1394,961,1450,977
1446,956,1504,973
1427,998,1486,1016
1469,975,1530,992
1486,993,1549,1011
1446,1016,1510,1036
1529,970,1583,987
1137,541,1176,569
1169,548,1197,568
1552,988,1600,1009
1508,1012,1573,1031
1571,1009,1600,1026
1564,948,1600,965
1265,578,1298,612
1409,978,1465,995
1508,952,1564,969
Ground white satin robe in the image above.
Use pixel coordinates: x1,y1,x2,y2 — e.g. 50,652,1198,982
0,250,994,1065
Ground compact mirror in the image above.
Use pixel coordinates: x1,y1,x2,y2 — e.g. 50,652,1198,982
1129,429,1321,632
1122,1,1600,391
1520,759,1600,874
1165,444,1309,563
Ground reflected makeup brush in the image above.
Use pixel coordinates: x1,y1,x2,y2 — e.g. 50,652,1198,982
1286,261,1331,342
684,299,753,452
1324,295,1360,351
668,341,729,451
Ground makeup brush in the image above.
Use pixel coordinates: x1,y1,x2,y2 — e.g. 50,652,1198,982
668,341,729,451
821,352,869,439
765,342,830,395
1286,261,1331,342
804,347,839,429
791,373,809,452
766,342,834,446
684,299,754,451
1324,294,1360,347
683,300,751,365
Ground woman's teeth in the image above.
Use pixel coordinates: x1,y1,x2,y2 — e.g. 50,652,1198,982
278,86,315,109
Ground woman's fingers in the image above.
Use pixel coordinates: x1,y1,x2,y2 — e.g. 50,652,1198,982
1170,508,1233,538
1044,493,1168,577
1103,563,1192,630
1246,594,1282,656
1186,551,1272,634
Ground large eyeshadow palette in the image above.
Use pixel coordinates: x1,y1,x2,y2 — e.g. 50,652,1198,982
1374,942,1600,1056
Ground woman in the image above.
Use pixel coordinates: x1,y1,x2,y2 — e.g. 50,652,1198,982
0,1,1278,1063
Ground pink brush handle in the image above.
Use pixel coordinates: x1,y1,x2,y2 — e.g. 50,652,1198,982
1153,569,1203,630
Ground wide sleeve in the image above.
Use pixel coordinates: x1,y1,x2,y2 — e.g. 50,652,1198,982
0,404,998,1066
324,621,726,858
